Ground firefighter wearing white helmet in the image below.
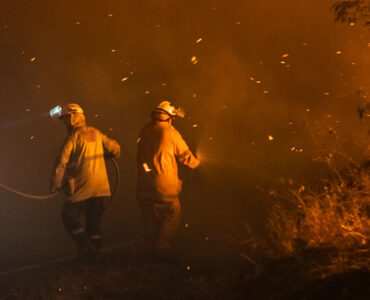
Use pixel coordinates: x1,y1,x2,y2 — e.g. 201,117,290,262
137,101,199,259
51,103,120,258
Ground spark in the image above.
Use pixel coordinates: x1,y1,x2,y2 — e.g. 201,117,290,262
121,77,128,82
280,61,286,64
94,114,99,118
137,137,141,143
196,38,203,43
250,77,255,81
145,91,150,94
299,149,303,152
290,147,296,151
30,57,36,62
58,288,62,292
289,122,293,125
30,136,35,140
161,83,167,86
75,21,80,25
25,108,30,112
350,22,355,26
185,224,189,228
111,49,117,53
326,114,332,118
256,80,261,84
323,92,330,96
186,266,191,270
281,53,289,58
192,93,197,98
142,163,152,172
268,135,274,141
263,90,269,94
192,124,198,128
351,62,357,65
236,21,241,25
208,137,213,141
190,56,198,64
36,84,41,88
108,13,113,17
336,50,342,55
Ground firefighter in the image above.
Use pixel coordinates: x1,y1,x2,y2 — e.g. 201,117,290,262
51,104,120,257
137,101,200,259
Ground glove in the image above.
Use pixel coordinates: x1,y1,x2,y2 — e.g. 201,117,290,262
104,152,115,159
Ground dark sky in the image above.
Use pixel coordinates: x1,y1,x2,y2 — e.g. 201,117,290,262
0,0,368,263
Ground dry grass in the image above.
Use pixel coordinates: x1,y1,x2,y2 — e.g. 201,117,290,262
240,116,370,263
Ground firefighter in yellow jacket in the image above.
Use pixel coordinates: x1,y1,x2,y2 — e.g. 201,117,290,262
137,101,200,258
51,104,120,255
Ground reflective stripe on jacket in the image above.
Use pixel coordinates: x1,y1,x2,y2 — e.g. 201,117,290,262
137,120,199,199
53,126,120,202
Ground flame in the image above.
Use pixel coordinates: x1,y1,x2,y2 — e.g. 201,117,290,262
190,56,198,64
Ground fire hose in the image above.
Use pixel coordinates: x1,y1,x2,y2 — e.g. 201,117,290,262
0,158,120,209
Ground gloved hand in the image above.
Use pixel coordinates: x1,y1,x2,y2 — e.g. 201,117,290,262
50,184,61,194
104,151,115,159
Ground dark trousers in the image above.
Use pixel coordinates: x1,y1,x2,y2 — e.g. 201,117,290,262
138,196,181,255
62,197,105,249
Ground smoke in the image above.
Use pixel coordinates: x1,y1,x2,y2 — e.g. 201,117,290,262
0,0,368,264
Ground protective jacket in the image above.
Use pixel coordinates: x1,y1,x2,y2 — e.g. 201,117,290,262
53,119,120,202
137,120,199,199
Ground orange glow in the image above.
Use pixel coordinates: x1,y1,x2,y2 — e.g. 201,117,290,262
142,163,152,172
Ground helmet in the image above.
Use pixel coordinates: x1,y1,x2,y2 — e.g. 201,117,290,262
50,103,84,120
61,103,84,117
153,101,185,118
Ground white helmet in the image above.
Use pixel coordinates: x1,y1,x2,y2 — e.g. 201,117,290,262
50,103,84,120
153,101,185,118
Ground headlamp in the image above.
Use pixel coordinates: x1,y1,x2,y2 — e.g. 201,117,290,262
50,105,62,120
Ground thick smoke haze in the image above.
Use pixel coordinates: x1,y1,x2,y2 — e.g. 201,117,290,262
0,0,368,265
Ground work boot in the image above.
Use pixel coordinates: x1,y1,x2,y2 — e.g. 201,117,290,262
90,237,103,251
74,232,97,261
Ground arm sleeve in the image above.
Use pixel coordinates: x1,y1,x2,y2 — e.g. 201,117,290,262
102,134,121,159
173,129,200,169
52,136,74,189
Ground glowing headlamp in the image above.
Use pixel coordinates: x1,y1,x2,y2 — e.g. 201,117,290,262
50,105,62,120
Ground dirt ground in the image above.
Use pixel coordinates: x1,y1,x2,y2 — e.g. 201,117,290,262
0,241,368,300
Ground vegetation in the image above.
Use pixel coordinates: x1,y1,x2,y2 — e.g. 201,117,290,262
332,0,370,25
